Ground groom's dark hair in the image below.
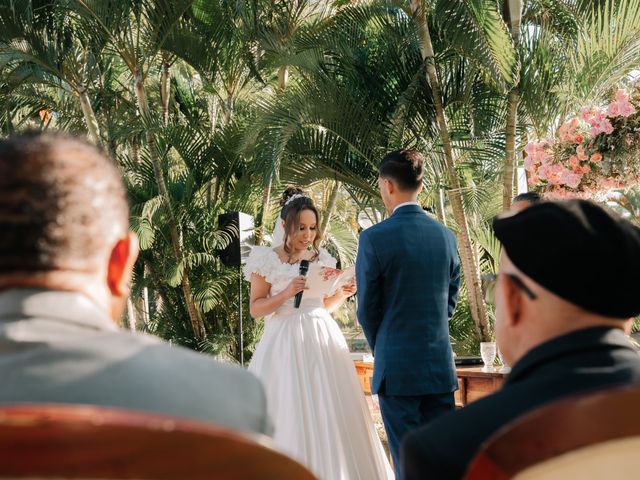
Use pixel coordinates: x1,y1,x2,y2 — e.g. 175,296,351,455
379,149,424,191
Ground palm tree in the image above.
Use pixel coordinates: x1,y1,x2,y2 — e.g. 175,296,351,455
244,0,336,244
69,0,208,339
552,0,640,120
501,0,523,210
0,0,104,144
247,1,519,339
404,0,520,340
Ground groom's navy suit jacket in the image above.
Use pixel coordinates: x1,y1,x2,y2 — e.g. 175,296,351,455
356,204,460,396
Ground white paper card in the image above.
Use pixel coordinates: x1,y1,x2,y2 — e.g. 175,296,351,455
304,264,355,299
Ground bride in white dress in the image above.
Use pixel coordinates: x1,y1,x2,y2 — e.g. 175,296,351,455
244,188,393,480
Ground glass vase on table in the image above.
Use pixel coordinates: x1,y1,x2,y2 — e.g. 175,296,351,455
480,342,497,373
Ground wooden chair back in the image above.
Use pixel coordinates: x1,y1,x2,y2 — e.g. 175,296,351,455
0,403,316,480
465,384,640,479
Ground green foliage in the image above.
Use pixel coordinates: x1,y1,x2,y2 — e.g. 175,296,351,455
2,0,639,357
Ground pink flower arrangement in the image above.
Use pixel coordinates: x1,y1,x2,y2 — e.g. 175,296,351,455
524,86,640,198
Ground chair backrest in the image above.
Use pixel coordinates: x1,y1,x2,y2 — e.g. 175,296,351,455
465,384,640,480
0,403,316,480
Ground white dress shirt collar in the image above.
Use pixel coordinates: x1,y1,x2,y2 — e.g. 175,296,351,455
392,201,421,213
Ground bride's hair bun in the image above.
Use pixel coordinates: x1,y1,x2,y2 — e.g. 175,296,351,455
280,186,306,207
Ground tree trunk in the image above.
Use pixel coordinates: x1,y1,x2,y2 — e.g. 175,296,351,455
131,137,141,164
207,95,219,135
411,0,490,341
502,0,523,210
207,177,216,209
126,298,136,331
206,95,218,211
255,182,272,246
437,188,447,226
160,56,171,127
320,180,341,239
133,67,206,340
503,88,519,210
223,90,233,126
77,87,101,145
277,65,289,93
371,206,380,224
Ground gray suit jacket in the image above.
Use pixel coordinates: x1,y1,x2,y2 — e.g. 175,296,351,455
0,289,272,436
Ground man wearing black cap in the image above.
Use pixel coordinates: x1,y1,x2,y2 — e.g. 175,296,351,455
401,199,640,480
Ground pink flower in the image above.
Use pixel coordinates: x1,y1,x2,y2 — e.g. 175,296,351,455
590,152,602,163
596,176,625,190
603,121,614,134
581,106,596,122
586,111,614,136
541,163,572,186
569,117,580,128
590,118,614,136
566,175,582,189
528,174,541,186
559,123,574,143
569,155,580,169
619,101,636,117
573,133,584,144
606,90,636,118
576,146,588,160
524,140,555,171
582,164,591,174
538,163,553,182
524,141,544,171
607,102,620,117
615,89,629,102
539,151,553,165
524,154,538,172
559,168,583,189
524,141,537,156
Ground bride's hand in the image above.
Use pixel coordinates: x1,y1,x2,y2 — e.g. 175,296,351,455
285,275,307,299
340,282,357,298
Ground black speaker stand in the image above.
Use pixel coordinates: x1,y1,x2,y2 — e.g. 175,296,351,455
237,264,244,367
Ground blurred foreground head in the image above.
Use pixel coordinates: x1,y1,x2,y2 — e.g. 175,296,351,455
492,199,640,365
0,132,138,322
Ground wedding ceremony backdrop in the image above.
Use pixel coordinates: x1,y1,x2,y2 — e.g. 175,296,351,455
1,0,639,362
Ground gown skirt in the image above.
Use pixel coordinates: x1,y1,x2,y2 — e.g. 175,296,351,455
249,299,393,480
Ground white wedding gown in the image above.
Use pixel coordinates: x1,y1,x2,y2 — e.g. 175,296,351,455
244,246,394,480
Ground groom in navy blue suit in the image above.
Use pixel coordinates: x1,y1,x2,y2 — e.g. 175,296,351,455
356,149,461,477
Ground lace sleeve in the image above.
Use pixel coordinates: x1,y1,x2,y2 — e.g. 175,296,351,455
243,246,277,282
318,248,338,268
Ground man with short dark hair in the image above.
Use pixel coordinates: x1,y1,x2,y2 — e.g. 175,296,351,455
511,191,542,212
401,200,640,479
356,149,461,477
0,132,271,435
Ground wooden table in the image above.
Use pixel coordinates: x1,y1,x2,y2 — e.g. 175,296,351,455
354,362,507,406
455,366,507,407
354,361,374,395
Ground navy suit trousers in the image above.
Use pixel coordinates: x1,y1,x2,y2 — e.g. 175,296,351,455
378,391,455,480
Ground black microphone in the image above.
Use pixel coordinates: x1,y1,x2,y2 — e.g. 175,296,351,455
294,260,310,308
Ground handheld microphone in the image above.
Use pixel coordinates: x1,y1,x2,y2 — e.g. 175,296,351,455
294,260,310,308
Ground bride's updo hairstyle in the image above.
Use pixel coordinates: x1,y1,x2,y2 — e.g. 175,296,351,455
280,186,322,256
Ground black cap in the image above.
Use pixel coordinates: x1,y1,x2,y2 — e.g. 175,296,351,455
493,200,640,319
